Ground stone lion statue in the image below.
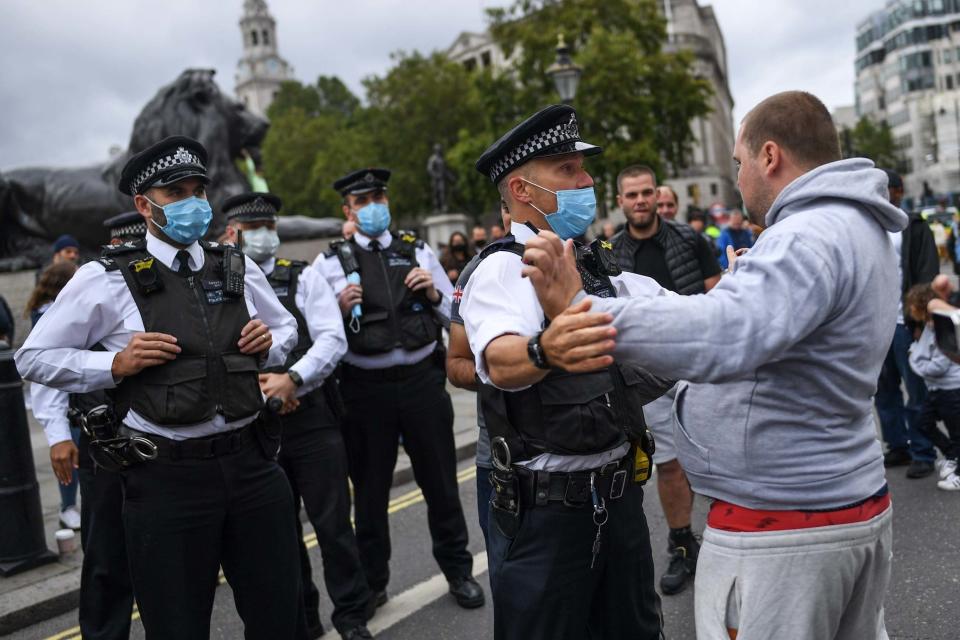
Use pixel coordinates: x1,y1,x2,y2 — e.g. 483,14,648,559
0,68,268,270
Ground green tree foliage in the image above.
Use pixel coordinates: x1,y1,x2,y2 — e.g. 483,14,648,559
260,0,712,219
844,116,902,171
489,0,713,201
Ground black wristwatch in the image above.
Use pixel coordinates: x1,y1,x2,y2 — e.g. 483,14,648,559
527,331,550,370
287,370,304,387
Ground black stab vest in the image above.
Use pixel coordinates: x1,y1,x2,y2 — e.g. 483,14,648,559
333,237,439,355
107,241,264,426
265,258,312,371
476,239,651,462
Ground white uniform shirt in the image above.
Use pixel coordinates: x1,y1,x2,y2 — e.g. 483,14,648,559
259,256,346,396
888,230,904,325
15,233,298,440
460,222,670,471
30,382,72,447
313,230,453,370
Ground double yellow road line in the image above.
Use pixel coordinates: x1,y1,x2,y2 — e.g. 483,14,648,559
43,465,478,640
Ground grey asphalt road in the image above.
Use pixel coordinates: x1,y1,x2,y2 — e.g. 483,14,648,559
9,460,960,640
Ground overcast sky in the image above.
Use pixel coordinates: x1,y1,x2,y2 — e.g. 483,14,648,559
0,0,882,171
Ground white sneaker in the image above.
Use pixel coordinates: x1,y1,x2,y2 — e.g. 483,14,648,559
937,472,960,491
935,458,958,480
59,505,81,530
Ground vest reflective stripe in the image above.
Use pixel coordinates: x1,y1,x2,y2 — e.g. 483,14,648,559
111,245,264,426
344,238,439,355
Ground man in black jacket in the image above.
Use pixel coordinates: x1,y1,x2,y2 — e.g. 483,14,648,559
875,169,940,478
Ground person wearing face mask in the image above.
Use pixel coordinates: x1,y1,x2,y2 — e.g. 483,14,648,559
440,230,475,285
461,105,672,639
313,168,484,612
15,136,303,639
223,193,375,640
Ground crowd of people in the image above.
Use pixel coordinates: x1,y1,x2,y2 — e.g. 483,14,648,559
5,88,959,640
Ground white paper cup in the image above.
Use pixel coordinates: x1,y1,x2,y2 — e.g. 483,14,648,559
55,528,76,554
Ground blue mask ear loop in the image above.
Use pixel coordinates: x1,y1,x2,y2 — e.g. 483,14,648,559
519,178,558,229
142,196,166,231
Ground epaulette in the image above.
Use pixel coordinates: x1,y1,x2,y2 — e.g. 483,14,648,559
588,238,622,276
398,230,424,249
199,240,227,253
323,240,344,259
478,237,524,261
101,238,146,256
271,257,307,283
97,255,120,271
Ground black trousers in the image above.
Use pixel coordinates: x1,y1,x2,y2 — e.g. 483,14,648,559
340,358,473,592
278,399,372,634
487,481,662,640
121,431,303,640
918,388,960,460
77,431,134,640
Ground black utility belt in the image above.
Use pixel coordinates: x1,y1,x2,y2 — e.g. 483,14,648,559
118,424,257,460
512,457,633,508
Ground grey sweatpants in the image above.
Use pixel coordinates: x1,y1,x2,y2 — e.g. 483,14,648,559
695,507,892,640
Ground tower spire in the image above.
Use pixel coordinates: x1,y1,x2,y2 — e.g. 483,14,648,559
235,0,293,118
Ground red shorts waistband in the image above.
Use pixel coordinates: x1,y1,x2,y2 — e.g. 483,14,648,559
707,493,891,533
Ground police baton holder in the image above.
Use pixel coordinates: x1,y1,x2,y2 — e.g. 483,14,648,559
0,348,57,575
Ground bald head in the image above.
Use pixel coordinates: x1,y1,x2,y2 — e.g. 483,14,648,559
740,91,841,171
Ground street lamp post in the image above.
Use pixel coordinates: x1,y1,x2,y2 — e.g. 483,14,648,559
546,34,582,104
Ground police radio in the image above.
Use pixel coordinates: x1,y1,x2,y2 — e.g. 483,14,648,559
223,229,245,297
336,242,363,333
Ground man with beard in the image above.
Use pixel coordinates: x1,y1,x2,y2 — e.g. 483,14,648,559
609,164,721,595
522,90,902,640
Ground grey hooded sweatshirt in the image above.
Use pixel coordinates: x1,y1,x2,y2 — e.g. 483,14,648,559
587,159,908,510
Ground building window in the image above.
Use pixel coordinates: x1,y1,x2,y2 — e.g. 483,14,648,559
463,58,477,72
481,51,492,68
946,48,954,64
710,183,718,196
948,75,955,90
263,30,270,45
251,30,258,45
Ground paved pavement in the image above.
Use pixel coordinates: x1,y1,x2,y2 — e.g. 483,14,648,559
7,447,960,639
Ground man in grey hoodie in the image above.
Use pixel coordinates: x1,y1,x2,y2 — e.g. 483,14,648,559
521,91,904,640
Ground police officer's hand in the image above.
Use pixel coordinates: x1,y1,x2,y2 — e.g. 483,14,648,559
540,298,616,373
239,319,272,355
405,267,440,303
338,284,364,317
111,332,181,379
258,373,300,414
50,440,79,485
521,231,583,320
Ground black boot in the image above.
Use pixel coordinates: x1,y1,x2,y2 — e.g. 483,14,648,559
659,528,700,595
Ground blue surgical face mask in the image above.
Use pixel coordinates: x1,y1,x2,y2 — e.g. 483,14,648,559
355,202,391,237
522,179,597,240
145,195,212,245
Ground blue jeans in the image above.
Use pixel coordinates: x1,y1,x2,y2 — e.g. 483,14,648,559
875,324,936,462
58,426,81,510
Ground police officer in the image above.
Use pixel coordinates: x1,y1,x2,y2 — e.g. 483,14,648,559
30,211,145,640
222,192,375,640
461,105,670,639
16,136,303,639
314,168,484,609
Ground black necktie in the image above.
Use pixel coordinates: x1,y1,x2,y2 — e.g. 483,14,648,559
369,240,381,252
175,250,192,276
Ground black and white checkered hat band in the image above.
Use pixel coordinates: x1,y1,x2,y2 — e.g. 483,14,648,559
227,197,277,218
110,222,147,238
131,146,206,193
490,115,581,182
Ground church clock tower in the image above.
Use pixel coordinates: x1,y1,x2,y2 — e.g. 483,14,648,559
235,0,293,118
